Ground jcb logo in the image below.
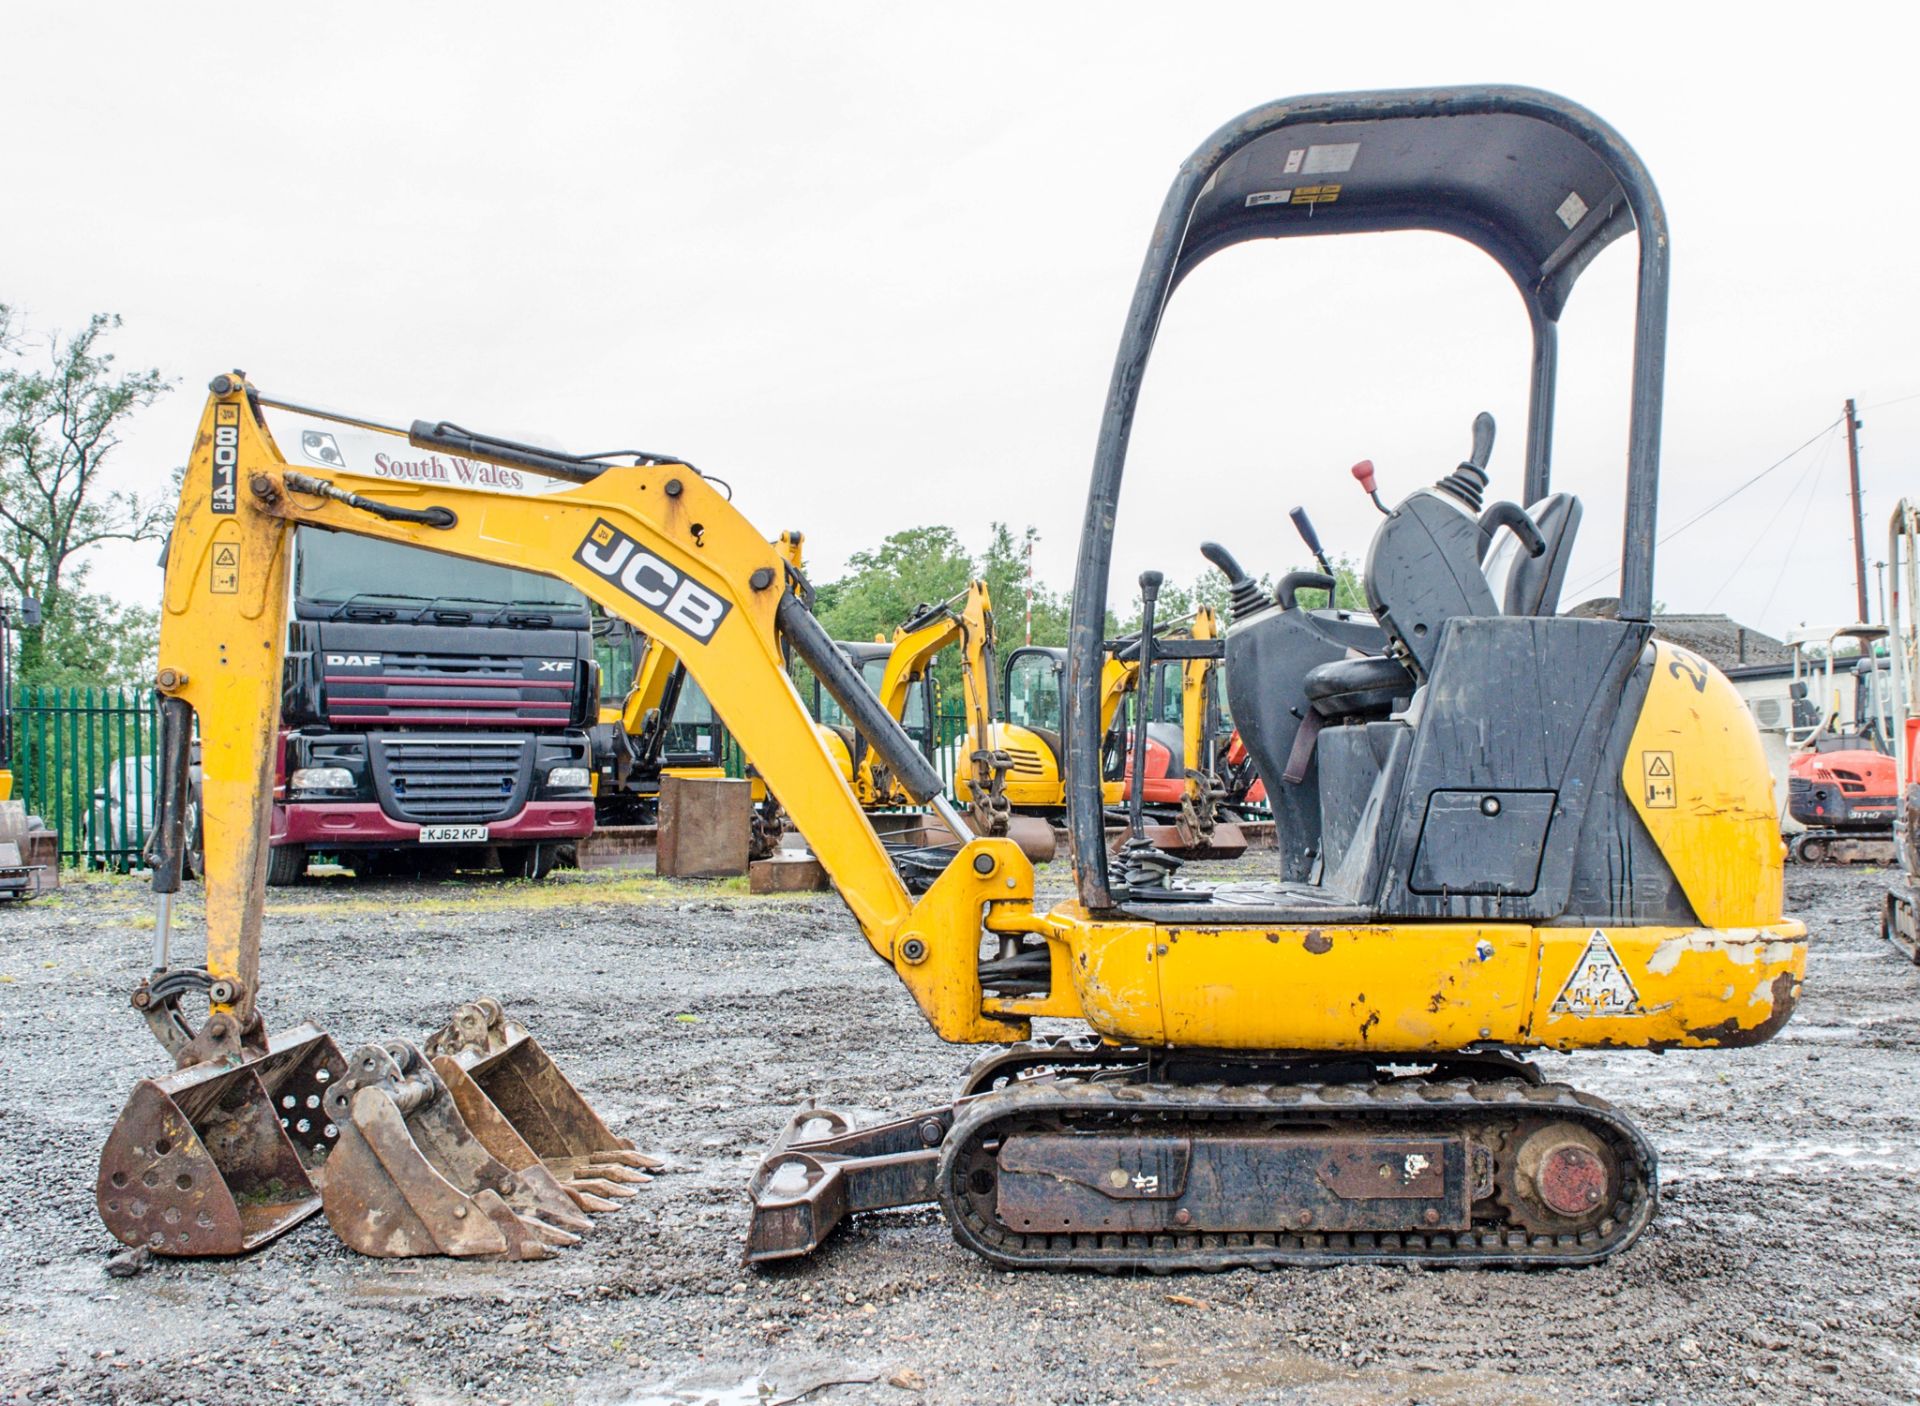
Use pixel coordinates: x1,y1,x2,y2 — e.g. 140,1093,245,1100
211,405,240,514
574,518,731,642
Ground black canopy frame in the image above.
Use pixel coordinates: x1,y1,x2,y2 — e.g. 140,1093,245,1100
1065,85,1670,912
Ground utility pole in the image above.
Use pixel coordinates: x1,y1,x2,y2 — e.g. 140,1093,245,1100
1844,398,1869,622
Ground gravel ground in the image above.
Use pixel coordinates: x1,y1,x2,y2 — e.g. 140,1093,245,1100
1,858,1915,1406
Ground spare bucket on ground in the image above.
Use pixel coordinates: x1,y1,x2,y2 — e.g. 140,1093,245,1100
424,997,659,1210
97,1021,347,1256
320,1040,588,1259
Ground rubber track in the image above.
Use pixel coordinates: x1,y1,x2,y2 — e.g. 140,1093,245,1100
938,1077,1657,1272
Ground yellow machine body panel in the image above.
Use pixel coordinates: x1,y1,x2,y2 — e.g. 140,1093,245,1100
0,771,12,802
1624,642,1786,928
984,908,1805,1053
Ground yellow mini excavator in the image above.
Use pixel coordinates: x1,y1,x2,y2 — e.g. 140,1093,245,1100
955,639,1136,817
962,605,1243,856
102,86,1802,1274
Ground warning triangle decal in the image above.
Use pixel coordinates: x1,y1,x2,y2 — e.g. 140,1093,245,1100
1550,930,1642,1017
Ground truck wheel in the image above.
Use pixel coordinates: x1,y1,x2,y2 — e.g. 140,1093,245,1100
266,845,307,887
502,844,554,881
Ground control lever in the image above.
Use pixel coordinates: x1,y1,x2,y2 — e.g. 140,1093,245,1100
1199,542,1268,621
1125,571,1163,847
1466,411,1496,471
1351,460,1388,515
1435,412,1497,512
1288,507,1333,576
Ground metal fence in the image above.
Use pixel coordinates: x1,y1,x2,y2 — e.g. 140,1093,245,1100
6,686,161,869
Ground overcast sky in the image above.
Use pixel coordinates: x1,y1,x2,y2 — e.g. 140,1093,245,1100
3,2,1915,638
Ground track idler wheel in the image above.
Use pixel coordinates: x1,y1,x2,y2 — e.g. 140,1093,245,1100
1498,1120,1619,1235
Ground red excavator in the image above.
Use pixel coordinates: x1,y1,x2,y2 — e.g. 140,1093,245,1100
1786,625,1897,863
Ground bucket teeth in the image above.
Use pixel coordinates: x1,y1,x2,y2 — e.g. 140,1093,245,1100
425,998,660,1203
320,1041,576,1260
97,1022,347,1256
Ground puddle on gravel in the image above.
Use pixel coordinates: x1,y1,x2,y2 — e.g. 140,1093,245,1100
615,1366,882,1406
1673,1138,1920,1178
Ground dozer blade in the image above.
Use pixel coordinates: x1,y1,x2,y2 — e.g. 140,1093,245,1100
97,1022,347,1256
320,1041,585,1260
424,998,659,1209
745,1103,950,1264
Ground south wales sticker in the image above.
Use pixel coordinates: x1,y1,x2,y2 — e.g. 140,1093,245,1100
1551,931,1642,1017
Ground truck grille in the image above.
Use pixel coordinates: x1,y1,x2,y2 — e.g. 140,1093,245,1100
370,736,533,824
323,652,576,729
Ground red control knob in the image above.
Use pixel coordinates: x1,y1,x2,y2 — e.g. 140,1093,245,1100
1350,459,1377,493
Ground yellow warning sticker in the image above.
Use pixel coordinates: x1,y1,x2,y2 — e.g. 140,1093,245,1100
216,404,239,427
1641,750,1675,808
210,543,239,595
590,522,615,546
1292,184,1341,206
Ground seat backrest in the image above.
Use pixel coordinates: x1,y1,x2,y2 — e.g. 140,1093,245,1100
1495,493,1582,616
1363,490,1498,679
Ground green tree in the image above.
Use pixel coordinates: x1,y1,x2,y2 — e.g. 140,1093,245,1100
812,525,974,646
0,310,172,679
15,574,158,688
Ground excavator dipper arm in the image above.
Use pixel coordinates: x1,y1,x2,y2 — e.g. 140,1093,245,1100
154,377,1030,1048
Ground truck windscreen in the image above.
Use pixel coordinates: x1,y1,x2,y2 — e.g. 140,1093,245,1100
294,528,587,616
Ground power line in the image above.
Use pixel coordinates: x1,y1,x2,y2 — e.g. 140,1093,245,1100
1859,389,1920,412
1565,416,1843,600
1757,437,1837,623
1705,437,1829,609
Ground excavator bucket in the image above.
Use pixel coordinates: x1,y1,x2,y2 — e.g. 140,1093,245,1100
423,998,659,1210
97,1021,347,1256
320,1040,589,1259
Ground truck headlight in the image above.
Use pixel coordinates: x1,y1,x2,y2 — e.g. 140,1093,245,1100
290,766,355,791
547,767,591,790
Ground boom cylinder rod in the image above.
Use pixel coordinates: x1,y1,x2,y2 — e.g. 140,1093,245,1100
147,695,194,971
777,592,947,806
